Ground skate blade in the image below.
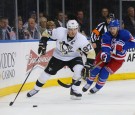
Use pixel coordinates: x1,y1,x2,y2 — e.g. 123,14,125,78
70,95,82,100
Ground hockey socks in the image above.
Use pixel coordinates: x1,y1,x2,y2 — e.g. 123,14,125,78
27,71,51,97
91,67,109,93
82,67,101,92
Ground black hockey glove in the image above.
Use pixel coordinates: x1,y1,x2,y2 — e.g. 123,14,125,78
38,37,49,55
82,59,94,80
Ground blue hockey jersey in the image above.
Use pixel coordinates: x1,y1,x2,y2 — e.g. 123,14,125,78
101,29,135,60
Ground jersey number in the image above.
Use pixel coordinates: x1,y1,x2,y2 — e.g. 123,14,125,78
83,44,92,52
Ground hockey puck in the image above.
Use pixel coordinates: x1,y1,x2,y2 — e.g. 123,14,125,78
33,105,38,107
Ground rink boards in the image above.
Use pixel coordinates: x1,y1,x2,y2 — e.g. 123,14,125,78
0,40,135,96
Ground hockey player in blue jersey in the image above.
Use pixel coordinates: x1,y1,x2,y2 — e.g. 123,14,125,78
82,19,135,94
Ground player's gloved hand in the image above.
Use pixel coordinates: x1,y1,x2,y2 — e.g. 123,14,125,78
38,37,49,55
82,59,94,80
101,52,110,63
38,43,46,55
116,40,125,52
82,64,93,80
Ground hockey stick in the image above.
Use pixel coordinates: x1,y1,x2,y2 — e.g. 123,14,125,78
9,56,40,106
57,61,102,88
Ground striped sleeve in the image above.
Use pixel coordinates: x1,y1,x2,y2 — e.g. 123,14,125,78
90,22,105,43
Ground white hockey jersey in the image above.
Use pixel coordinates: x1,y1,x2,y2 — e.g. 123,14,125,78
50,27,94,61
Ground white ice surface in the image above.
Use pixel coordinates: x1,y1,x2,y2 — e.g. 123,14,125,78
0,80,135,115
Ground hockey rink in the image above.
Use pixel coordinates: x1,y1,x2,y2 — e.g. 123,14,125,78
0,80,135,115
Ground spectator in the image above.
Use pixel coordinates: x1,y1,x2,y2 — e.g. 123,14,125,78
65,14,69,25
39,17,47,34
18,16,23,21
97,8,109,24
13,20,29,39
24,18,41,39
29,11,37,22
0,17,16,40
23,11,37,29
76,10,90,36
54,11,64,27
39,12,46,18
42,21,56,37
46,21,56,30
123,7,135,36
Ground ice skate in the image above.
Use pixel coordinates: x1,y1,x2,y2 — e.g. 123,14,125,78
82,83,91,92
89,87,99,94
27,89,39,97
70,88,82,100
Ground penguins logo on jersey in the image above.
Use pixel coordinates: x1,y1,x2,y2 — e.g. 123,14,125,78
60,41,73,54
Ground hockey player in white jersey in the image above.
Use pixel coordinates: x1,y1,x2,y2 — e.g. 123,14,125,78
27,20,95,100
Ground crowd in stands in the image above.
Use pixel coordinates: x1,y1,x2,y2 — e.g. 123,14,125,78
0,6,135,40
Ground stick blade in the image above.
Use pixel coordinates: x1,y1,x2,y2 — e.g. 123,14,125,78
9,102,14,106
57,80,72,88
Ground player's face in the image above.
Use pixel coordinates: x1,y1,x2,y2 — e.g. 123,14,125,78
109,27,118,36
67,28,78,37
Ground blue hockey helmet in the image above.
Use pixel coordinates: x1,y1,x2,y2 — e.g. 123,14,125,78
108,19,120,28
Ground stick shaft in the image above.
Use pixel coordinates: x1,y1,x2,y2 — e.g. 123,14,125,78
9,57,40,106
